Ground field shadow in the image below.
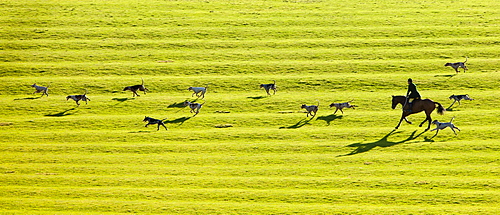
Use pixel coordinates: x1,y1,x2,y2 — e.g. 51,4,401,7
423,136,435,142
338,129,426,156
446,102,463,111
14,96,43,100
316,114,343,125
164,117,191,125
247,96,266,100
129,130,155,133
112,97,135,102
446,106,456,111
45,107,77,117
167,101,186,108
279,117,313,129
434,74,457,79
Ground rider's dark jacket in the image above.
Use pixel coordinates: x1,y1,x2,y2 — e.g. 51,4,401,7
406,83,421,99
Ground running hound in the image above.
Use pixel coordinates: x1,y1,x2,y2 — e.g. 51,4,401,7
66,90,90,106
448,94,474,107
301,101,319,118
329,100,356,114
183,100,204,116
143,116,168,131
445,57,468,73
31,83,49,97
431,117,460,136
123,78,149,97
260,80,277,95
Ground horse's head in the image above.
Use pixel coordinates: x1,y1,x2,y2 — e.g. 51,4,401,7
391,96,397,109
391,95,404,109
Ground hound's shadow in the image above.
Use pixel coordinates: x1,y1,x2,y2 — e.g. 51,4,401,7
446,107,454,111
112,97,135,102
167,102,186,108
14,96,43,100
129,130,155,133
45,107,77,117
338,129,426,156
434,74,457,79
316,114,343,125
164,117,191,125
247,96,266,100
279,117,313,129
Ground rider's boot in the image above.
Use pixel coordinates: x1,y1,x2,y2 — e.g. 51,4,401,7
405,102,413,113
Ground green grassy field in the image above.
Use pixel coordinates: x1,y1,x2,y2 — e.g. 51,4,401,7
1,0,499,214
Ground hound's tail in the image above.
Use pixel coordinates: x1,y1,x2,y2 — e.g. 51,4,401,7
464,56,468,63
141,77,144,85
449,116,455,123
435,102,445,115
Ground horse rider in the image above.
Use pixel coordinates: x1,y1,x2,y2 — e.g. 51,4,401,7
405,78,421,112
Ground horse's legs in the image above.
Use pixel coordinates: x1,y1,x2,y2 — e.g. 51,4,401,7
419,111,432,130
395,117,403,129
395,112,408,129
404,117,412,124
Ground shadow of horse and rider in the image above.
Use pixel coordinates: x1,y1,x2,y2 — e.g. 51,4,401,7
279,95,446,155
339,129,428,156
339,96,446,156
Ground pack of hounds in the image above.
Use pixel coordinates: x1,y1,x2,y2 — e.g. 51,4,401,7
30,57,473,135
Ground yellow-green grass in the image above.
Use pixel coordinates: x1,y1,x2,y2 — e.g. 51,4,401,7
1,0,500,214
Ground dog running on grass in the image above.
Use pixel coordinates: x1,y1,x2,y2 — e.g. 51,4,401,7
301,101,319,118
448,94,474,107
31,83,49,97
66,90,90,106
143,116,168,131
445,57,468,73
123,78,149,97
431,117,460,136
187,84,209,99
183,100,205,116
260,80,277,96
329,100,357,114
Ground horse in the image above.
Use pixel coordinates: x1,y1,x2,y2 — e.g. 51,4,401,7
391,95,445,130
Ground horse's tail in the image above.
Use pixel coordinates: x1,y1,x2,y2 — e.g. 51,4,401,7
435,102,445,115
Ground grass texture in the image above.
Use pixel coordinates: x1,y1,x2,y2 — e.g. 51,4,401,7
1,0,499,214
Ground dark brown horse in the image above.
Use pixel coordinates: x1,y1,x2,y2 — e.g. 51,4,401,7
391,96,445,130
